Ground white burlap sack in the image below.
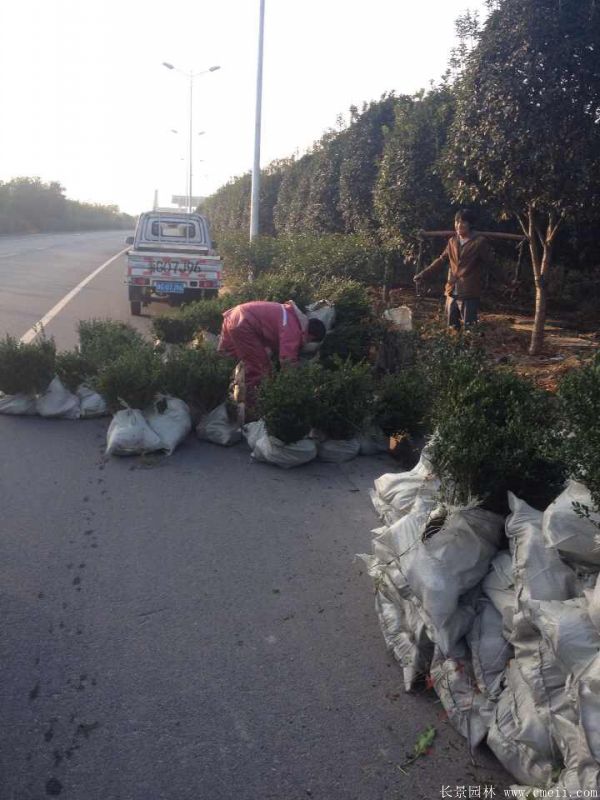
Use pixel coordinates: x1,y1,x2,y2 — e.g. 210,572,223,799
242,419,267,450
106,408,163,456
317,437,361,463
398,506,504,654
145,396,192,455
382,305,412,331
467,597,513,700
543,481,600,568
487,660,556,788
196,402,242,446
0,392,37,415
76,385,108,418
507,492,577,602
36,377,81,419
306,300,336,331
585,572,600,634
370,567,433,692
482,550,516,636
252,434,317,469
429,647,491,750
372,448,439,521
528,597,600,681
358,426,389,456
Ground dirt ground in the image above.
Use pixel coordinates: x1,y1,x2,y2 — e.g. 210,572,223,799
385,288,600,392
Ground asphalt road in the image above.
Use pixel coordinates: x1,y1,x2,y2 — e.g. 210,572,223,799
0,233,511,800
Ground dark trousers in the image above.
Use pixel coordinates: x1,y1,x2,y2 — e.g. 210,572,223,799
446,296,479,329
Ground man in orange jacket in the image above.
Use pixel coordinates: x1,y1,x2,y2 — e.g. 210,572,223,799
218,300,326,409
414,209,493,330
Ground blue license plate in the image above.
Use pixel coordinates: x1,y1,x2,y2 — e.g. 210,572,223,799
154,282,185,294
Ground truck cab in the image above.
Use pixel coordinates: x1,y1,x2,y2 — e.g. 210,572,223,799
125,211,223,315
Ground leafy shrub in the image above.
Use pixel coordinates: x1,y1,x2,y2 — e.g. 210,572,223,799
55,350,97,392
151,314,198,345
78,320,145,370
419,329,486,402
234,270,314,310
430,369,565,512
257,364,321,444
313,358,374,440
319,320,377,367
181,297,232,336
317,278,371,324
94,346,162,412
558,352,600,516
0,335,56,395
374,368,431,437
161,346,235,413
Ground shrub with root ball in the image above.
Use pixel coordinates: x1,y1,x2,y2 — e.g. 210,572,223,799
374,368,430,438
0,335,56,395
430,368,565,513
78,320,145,370
181,297,232,336
312,358,374,440
151,314,198,345
55,351,97,392
558,352,600,520
160,346,235,414
94,346,162,412
257,363,321,444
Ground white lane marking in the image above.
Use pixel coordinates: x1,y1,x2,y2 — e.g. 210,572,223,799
20,247,128,344
0,252,18,258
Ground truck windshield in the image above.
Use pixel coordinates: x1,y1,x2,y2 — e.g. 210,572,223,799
150,221,197,239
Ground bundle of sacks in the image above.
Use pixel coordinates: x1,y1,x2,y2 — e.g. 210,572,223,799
361,455,600,796
0,376,107,419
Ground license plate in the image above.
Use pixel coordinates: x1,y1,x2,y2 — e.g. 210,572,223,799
154,281,185,294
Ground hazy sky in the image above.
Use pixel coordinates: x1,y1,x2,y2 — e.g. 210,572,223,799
0,0,486,215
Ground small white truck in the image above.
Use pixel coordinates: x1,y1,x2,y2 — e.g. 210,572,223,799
125,211,223,315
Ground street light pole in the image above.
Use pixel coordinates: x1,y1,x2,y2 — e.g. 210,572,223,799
162,62,220,215
249,0,265,241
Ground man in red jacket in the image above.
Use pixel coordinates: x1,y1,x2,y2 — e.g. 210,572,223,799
218,300,326,409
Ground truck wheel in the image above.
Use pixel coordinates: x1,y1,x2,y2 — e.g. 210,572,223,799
130,301,142,316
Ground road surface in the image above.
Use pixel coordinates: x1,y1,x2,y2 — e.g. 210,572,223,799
0,232,511,799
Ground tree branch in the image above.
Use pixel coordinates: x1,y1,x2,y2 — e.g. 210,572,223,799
515,212,529,238
548,211,566,243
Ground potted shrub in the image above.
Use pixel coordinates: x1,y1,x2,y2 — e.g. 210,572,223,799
558,351,600,523
161,346,235,417
251,364,321,468
374,368,430,439
312,358,374,461
94,345,162,413
78,319,145,370
151,314,198,346
55,350,106,418
430,368,565,513
0,336,56,414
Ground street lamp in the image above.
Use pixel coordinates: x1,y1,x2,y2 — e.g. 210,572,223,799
162,62,220,213
250,0,266,240
169,130,205,203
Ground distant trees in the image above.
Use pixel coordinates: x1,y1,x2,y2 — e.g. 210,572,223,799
375,88,455,262
0,177,134,235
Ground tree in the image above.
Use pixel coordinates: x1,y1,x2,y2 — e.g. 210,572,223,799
444,0,600,354
338,96,397,234
375,88,455,262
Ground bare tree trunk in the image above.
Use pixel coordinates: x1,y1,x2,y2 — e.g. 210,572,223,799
525,207,556,356
530,278,548,355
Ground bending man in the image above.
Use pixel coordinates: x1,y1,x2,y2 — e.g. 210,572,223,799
218,300,326,409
